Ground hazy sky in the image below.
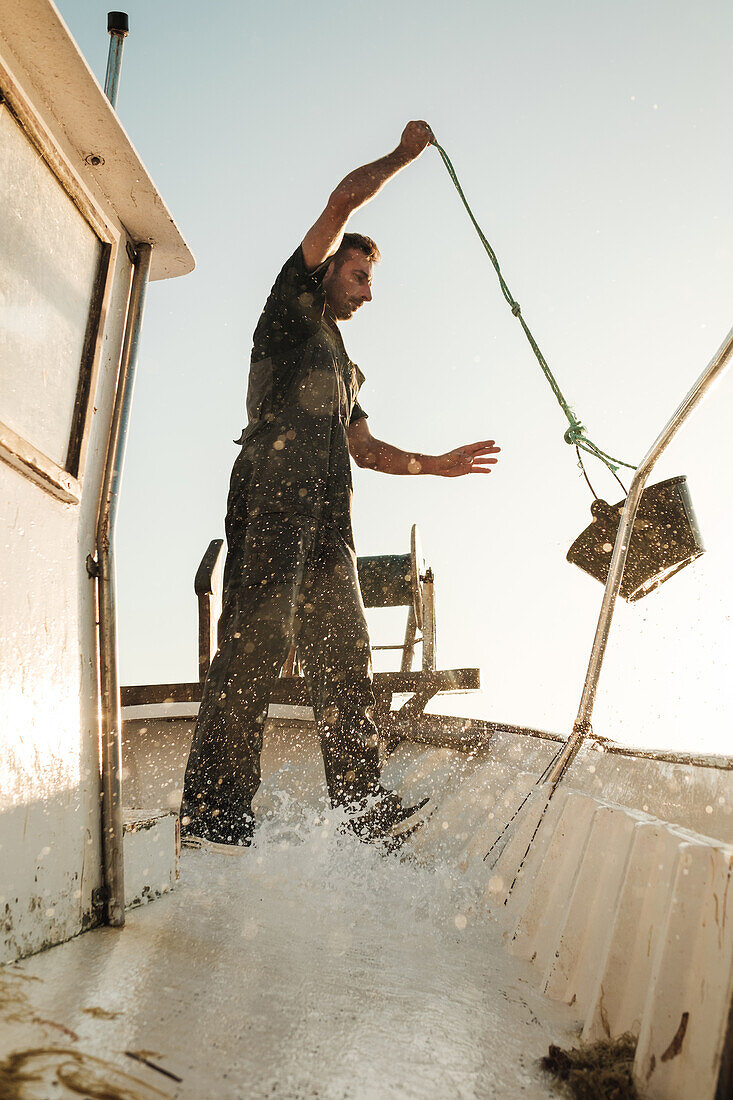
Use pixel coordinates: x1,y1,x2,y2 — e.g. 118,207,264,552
59,0,733,754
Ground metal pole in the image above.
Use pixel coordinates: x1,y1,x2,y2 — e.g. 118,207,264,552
104,11,129,109
545,323,733,788
96,243,152,926
422,572,436,672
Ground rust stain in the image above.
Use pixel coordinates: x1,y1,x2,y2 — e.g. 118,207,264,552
7,969,41,983
0,971,34,1024
0,1047,170,1099
29,1015,79,1041
82,1005,121,1020
124,817,161,834
598,984,611,1039
721,867,732,951
661,1011,689,1062
2,968,81,1045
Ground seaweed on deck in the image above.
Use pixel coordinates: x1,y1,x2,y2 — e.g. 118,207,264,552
541,1033,641,1100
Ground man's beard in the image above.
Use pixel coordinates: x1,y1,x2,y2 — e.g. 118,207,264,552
329,293,356,321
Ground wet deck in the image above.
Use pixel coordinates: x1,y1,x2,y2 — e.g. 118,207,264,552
0,813,578,1099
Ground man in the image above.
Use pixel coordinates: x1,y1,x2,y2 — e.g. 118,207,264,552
181,121,500,851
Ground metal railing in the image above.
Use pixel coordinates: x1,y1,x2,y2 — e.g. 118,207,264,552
547,323,733,788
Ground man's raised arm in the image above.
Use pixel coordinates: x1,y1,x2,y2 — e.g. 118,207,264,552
348,418,501,478
301,121,434,271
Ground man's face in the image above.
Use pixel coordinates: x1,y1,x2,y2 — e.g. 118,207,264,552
323,248,373,321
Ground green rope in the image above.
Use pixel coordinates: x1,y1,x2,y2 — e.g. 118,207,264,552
432,140,636,474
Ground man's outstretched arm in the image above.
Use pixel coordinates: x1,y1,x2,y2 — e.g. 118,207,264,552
301,121,434,271
348,418,500,477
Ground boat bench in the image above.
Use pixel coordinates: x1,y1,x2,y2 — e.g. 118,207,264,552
122,525,480,721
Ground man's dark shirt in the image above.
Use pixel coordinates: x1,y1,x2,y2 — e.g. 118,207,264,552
236,247,367,540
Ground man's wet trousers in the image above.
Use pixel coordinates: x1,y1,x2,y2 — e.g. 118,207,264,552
181,457,382,834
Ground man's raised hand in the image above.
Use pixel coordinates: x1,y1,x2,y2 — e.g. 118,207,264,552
434,440,501,477
399,121,435,160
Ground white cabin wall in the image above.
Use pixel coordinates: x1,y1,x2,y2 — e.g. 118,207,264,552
0,241,133,963
1,462,96,959
0,28,136,961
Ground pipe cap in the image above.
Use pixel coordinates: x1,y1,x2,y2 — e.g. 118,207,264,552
107,11,129,35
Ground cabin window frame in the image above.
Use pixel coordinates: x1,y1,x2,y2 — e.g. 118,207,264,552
0,81,120,506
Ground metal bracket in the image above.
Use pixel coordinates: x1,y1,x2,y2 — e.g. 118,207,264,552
91,885,109,911
126,240,138,263
376,684,439,760
397,686,437,722
86,554,101,578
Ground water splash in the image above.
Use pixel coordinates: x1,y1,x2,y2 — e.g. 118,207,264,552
177,793,560,1098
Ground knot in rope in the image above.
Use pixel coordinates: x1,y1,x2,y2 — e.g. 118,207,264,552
563,423,586,447
511,302,522,317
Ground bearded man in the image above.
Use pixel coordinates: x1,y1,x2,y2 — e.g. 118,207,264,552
181,121,500,851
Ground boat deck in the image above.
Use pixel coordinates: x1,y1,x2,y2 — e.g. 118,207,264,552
0,820,578,1099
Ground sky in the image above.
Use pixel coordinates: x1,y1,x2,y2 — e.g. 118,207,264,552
58,0,733,754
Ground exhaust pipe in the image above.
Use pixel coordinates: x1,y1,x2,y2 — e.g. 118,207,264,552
104,11,129,109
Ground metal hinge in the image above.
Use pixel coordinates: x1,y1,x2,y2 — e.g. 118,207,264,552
91,885,109,911
86,554,101,578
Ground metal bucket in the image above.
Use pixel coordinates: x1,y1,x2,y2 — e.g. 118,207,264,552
566,475,705,601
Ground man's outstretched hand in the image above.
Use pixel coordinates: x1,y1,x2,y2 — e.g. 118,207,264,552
433,440,501,477
348,419,500,478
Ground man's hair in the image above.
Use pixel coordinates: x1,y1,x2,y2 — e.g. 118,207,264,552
332,232,381,268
